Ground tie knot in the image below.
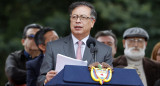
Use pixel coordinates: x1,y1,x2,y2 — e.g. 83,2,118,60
78,41,82,46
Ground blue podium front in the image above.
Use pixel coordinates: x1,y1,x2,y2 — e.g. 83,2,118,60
45,65,143,86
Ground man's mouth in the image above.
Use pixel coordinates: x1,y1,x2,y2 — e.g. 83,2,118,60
74,26,82,30
131,48,140,52
133,48,139,50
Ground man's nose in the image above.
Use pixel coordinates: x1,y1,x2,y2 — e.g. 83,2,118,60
134,41,138,46
76,17,81,23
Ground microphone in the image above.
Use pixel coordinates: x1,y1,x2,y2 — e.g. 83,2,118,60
87,38,97,62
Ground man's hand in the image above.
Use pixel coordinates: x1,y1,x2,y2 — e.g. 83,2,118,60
45,70,57,84
88,62,113,72
101,62,113,72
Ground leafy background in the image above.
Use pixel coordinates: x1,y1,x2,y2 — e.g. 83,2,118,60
1,0,160,85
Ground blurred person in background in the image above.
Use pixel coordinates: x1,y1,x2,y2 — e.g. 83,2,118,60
5,24,42,86
95,30,117,58
113,27,160,86
26,27,59,86
151,42,160,62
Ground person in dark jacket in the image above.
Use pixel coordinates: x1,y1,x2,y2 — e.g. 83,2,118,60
113,27,160,86
154,79,160,86
26,27,59,86
5,23,42,86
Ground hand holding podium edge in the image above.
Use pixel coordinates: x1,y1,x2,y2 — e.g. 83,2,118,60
88,62,113,72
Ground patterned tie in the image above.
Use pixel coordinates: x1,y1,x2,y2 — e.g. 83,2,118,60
76,41,82,60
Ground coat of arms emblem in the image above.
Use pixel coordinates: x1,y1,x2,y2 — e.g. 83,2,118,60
89,62,113,85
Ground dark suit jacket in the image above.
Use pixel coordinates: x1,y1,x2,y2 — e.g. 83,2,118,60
154,79,160,86
26,54,44,86
37,35,113,86
5,50,27,85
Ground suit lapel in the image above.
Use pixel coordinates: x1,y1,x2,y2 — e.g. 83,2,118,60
83,45,93,64
62,35,94,64
63,35,76,59
83,36,94,64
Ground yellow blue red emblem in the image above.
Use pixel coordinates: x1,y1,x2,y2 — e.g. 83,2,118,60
90,66,112,85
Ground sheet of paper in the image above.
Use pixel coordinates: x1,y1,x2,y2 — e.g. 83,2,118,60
55,54,88,73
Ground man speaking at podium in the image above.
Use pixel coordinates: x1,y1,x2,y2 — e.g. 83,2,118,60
37,1,113,86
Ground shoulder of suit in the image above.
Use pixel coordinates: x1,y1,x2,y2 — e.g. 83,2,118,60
26,59,35,66
48,35,71,44
114,55,126,62
143,58,160,66
27,56,42,64
26,58,40,68
10,50,23,55
8,50,23,60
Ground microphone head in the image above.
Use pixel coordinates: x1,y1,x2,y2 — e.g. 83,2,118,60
87,38,96,48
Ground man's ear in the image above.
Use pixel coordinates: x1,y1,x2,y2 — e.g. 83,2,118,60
122,39,126,48
145,42,147,46
21,39,25,46
91,19,96,28
38,44,45,52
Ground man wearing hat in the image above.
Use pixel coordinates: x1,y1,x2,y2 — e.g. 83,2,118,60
113,27,160,86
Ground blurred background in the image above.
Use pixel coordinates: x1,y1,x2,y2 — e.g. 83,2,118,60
1,0,160,85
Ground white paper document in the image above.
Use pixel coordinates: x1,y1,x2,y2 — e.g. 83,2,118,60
55,54,88,73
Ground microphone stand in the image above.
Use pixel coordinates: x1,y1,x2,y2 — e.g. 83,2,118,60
91,47,97,62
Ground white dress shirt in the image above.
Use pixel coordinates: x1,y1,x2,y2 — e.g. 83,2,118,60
71,34,89,59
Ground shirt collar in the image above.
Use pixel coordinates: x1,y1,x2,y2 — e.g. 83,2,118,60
71,34,89,45
24,50,43,61
24,50,32,60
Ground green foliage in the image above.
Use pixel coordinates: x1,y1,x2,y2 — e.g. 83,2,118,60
1,0,160,85
44,11,70,37
94,0,152,31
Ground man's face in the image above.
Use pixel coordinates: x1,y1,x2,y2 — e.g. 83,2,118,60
97,36,116,57
40,31,59,53
70,6,95,40
44,31,59,45
22,28,40,53
156,48,160,62
123,37,147,61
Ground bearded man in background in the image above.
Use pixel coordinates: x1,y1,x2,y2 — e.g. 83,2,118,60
113,27,160,86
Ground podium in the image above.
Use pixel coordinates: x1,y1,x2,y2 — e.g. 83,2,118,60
45,65,143,86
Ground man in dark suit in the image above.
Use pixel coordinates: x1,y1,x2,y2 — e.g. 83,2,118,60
37,1,113,86
26,27,59,86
